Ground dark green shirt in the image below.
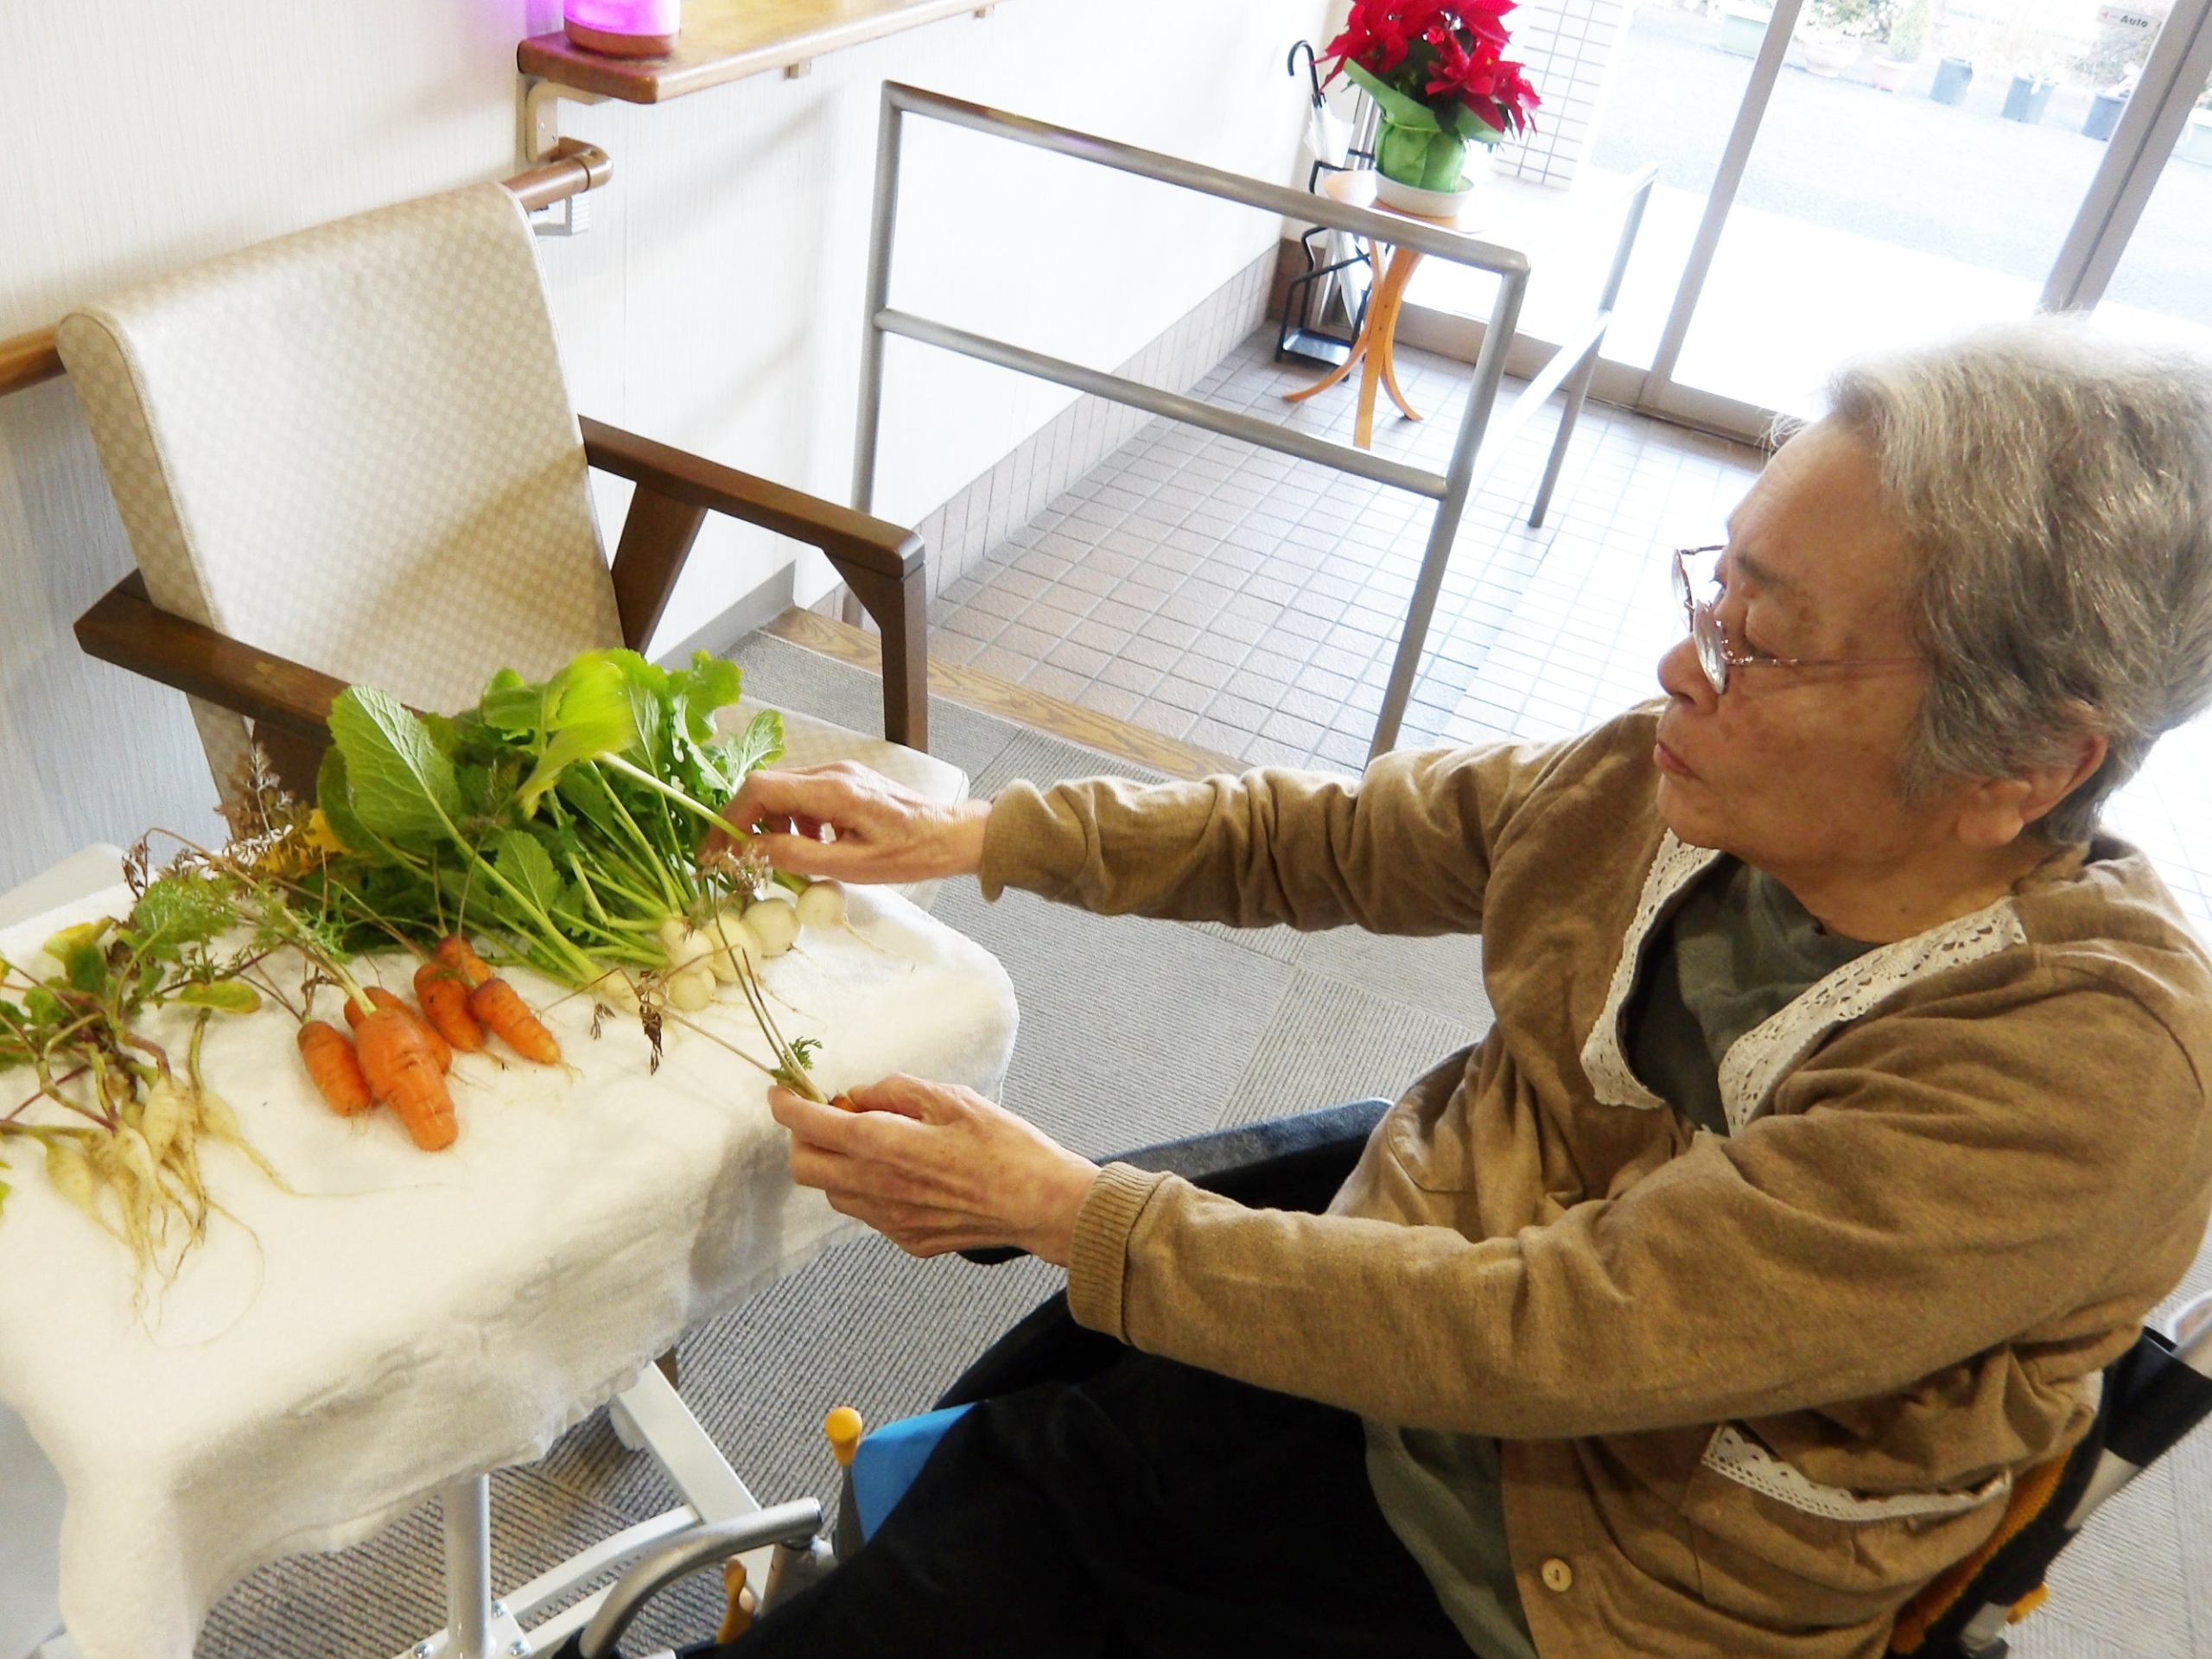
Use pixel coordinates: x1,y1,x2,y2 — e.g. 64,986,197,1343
1367,856,1877,1656
1628,857,1879,1135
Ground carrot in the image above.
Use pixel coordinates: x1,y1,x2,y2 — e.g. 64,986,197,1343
412,962,486,1053
468,976,562,1065
353,1007,457,1151
435,934,493,988
298,1020,374,1117
343,986,452,1073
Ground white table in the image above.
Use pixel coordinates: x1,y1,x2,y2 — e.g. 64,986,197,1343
0,850,1017,1659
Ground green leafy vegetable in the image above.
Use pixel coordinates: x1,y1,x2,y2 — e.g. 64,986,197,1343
328,687,466,844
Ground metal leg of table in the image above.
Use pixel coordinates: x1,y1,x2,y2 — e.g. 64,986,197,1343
1527,342,1602,531
392,1365,791,1657
437,1477,521,1659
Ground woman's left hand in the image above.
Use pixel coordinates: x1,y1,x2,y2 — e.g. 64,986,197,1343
769,1075,1100,1268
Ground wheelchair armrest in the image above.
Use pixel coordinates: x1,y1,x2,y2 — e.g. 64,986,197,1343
957,1097,1390,1266
549,1499,823,1659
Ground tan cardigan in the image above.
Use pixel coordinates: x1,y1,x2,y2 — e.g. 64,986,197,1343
979,709,2212,1659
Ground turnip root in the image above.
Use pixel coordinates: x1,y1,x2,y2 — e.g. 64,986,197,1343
795,880,846,931
657,918,716,976
745,897,798,958
706,906,760,984
667,969,715,1013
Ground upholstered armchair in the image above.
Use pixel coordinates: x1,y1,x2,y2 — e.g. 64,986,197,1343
59,181,958,827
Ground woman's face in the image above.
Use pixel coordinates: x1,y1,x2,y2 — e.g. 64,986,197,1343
1651,421,1941,882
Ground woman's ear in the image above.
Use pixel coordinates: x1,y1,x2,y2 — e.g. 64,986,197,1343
1955,709,2108,848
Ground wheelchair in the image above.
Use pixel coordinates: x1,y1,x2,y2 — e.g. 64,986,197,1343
550,1099,2212,1659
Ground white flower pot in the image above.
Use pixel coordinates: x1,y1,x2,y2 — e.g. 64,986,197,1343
1800,35,1862,76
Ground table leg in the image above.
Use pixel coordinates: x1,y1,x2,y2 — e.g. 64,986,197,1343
1529,343,1602,530
442,1477,497,1659
1357,247,1424,449
1283,237,1385,405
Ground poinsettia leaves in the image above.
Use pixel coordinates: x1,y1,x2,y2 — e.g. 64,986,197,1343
1347,60,1441,129
328,686,465,845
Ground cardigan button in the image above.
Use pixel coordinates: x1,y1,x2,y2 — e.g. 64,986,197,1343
1540,1557,1574,1593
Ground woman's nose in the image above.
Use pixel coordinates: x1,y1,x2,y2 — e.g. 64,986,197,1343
1658,635,1717,709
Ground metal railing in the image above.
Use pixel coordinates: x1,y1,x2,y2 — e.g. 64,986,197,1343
852,81,1655,757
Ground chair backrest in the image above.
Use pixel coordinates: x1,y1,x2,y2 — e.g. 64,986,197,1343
56,183,624,795
1887,1289,2212,1658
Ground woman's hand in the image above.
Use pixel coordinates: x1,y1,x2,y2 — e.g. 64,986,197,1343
710,762,992,885
770,1075,1100,1267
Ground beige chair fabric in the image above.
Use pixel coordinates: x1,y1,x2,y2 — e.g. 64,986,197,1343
58,185,621,791
54,182,963,871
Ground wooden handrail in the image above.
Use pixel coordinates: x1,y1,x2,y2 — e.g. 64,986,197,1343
0,327,62,397
0,142,612,402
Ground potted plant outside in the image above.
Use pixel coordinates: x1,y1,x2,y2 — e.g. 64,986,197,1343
1324,0,1541,215
1871,0,1929,90
1799,0,1888,77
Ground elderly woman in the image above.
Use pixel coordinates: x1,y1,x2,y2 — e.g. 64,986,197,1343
715,319,2212,1659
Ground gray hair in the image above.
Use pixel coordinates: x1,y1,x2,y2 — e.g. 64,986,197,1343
1823,317,2212,845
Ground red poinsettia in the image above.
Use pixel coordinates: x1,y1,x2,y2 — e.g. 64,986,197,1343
1322,0,1541,143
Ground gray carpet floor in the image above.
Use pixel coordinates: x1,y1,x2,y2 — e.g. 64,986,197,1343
192,632,2212,1658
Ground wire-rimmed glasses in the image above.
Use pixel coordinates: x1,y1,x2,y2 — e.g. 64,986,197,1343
1671,545,1920,696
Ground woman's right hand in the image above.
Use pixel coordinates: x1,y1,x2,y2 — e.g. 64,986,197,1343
709,761,993,886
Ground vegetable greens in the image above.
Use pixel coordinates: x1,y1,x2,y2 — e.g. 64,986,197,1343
313,649,782,991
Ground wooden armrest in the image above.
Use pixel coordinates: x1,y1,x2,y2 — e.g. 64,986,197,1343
75,572,346,740
582,416,931,752
74,572,349,793
581,416,919,580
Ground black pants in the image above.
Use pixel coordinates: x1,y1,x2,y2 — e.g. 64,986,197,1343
709,1351,1475,1659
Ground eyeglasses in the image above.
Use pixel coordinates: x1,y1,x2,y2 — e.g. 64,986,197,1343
1671,545,1921,696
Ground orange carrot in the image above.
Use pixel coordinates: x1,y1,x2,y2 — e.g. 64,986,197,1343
413,961,486,1053
353,1007,457,1151
435,934,493,988
468,976,562,1065
298,1020,374,1116
343,986,452,1073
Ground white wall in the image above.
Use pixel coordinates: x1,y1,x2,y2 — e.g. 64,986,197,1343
0,0,1331,890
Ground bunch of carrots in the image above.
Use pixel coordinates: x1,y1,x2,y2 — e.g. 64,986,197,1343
294,935,560,1151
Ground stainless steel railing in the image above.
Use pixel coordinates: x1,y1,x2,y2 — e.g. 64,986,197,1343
850,80,1654,757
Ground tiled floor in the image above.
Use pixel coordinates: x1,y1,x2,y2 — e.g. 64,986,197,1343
927,327,2212,938
930,331,1754,772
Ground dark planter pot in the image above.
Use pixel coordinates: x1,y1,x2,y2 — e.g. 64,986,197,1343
1931,55,1974,105
2003,72,2056,124
2084,87,2128,140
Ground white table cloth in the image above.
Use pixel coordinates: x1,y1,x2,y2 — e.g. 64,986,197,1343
0,876,1017,1659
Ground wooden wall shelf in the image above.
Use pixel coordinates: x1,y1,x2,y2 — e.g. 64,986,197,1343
518,0,995,103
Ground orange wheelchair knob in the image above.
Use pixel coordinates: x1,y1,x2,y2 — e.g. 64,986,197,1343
825,1405,865,1467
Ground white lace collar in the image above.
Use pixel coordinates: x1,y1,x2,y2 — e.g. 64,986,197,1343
1580,832,2029,1131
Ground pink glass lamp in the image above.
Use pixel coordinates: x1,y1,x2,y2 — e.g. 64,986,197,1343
564,0,681,56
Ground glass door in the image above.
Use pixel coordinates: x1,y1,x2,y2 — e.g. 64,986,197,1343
1394,0,2212,442
1653,0,2192,422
